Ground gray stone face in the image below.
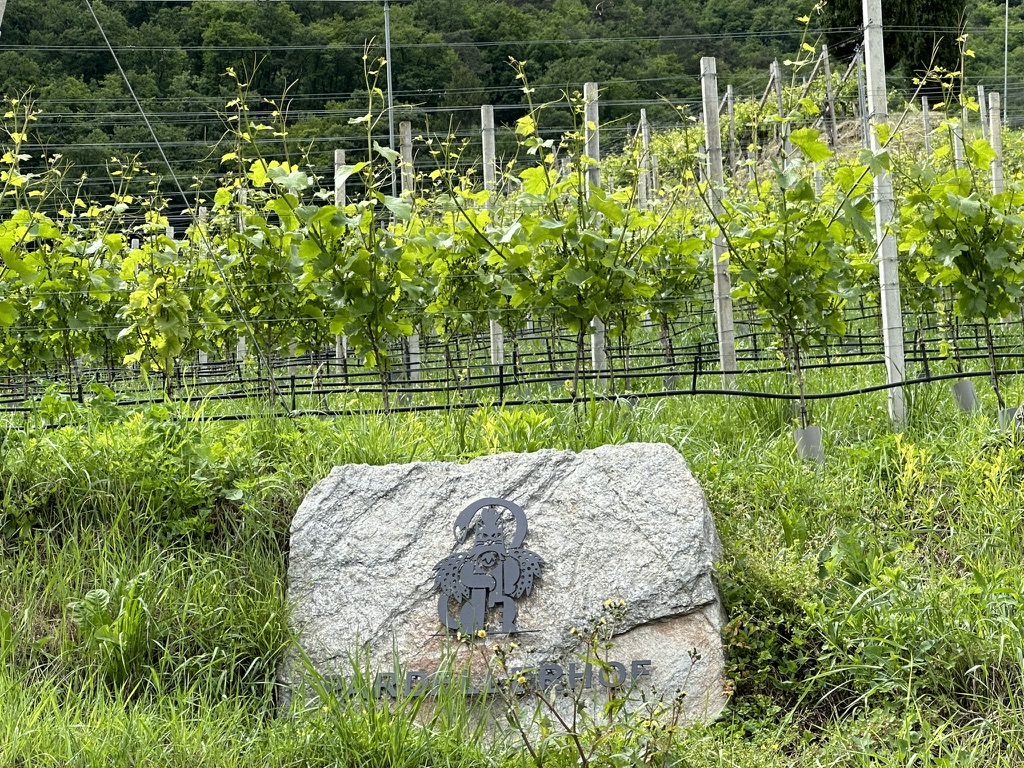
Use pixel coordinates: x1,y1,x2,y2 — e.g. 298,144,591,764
281,442,728,722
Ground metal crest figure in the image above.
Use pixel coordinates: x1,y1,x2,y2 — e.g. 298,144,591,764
432,498,544,635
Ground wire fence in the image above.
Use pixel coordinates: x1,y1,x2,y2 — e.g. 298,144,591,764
2,298,1022,420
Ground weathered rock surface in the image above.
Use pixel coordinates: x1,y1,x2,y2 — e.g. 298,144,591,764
281,442,728,722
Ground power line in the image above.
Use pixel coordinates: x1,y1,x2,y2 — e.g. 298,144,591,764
0,27,859,54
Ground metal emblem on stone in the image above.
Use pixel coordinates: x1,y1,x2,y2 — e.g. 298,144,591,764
433,498,543,635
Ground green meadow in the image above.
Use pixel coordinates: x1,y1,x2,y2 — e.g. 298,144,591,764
4,365,1024,766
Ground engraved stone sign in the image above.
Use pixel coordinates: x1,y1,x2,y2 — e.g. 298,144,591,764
281,442,728,722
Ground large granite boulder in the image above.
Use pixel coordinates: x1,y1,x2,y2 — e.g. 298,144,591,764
281,442,728,722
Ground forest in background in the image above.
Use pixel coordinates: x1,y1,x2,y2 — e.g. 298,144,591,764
0,0,1014,196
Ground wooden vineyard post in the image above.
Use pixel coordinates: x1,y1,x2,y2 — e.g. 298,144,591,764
399,121,421,383
583,81,607,377
700,56,737,388
863,0,906,425
481,104,504,370
334,149,347,376
990,91,1005,194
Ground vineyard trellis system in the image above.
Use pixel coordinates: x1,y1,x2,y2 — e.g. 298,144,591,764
1,49,1024,427
2,304,1024,419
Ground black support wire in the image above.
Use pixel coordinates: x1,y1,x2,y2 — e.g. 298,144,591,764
1,301,1022,422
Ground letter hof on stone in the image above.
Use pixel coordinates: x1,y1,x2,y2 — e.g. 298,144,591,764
279,442,729,723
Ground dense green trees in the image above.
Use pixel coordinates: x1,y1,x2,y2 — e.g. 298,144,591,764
0,0,1019,198
826,0,967,81
0,0,809,182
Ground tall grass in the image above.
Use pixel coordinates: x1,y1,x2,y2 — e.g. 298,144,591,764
5,377,1024,765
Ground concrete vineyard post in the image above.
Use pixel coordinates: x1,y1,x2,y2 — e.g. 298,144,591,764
481,105,497,192
771,59,791,163
979,85,989,140
700,56,737,388
399,121,421,383
821,45,838,148
922,97,931,156
583,82,601,192
726,85,737,175
990,92,1005,195
235,189,247,364
400,121,414,201
197,206,209,371
638,108,652,207
856,49,869,146
863,0,906,425
334,148,346,208
583,81,607,376
481,104,504,368
334,149,347,375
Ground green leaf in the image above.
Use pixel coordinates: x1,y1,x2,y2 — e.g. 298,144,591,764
789,127,832,163
514,115,536,138
588,188,626,223
334,162,368,190
0,300,17,326
248,160,270,188
564,267,593,286
519,166,550,195
384,196,413,221
966,139,997,166
268,167,312,193
374,142,400,164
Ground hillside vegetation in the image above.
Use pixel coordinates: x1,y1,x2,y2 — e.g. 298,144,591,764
7,384,1024,765
0,0,1006,186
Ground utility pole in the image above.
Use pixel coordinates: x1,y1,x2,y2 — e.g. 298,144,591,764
1006,0,1011,124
